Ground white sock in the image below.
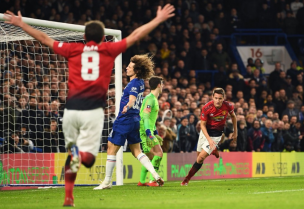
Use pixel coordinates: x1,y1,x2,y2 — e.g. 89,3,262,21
104,155,116,183
137,153,159,179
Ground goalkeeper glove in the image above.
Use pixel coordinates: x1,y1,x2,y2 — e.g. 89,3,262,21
145,129,155,140
155,135,163,146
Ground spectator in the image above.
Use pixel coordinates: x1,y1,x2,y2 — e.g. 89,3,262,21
291,89,303,110
160,41,170,60
257,90,268,109
43,119,64,153
170,117,178,135
230,8,241,31
20,96,44,147
236,120,247,151
287,61,301,86
296,84,304,102
261,119,275,151
272,120,285,151
294,73,304,87
247,120,265,152
274,89,288,118
187,114,198,150
265,94,276,110
20,125,34,152
290,115,301,144
299,105,304,122
0,93,21,138
227,68,245,96
244,65,254,79
282,100,299,119
219,138,237,152
283,123,297,151
194,48,210,71
211,43,231,71
246,114,255,130
161,118,177,153
178,117,191,152
252,58,266,74
4,133,24,153
268,62,283,93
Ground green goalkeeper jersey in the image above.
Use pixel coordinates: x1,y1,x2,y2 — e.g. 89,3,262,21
139,93,159,133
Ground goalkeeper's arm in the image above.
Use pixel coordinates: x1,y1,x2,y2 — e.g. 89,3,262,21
143,112,154,140
4,11,54,48
142,100,155,140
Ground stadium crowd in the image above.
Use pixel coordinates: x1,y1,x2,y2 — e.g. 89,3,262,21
1,0,304,154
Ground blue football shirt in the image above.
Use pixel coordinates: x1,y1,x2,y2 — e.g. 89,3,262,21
116,78,145,123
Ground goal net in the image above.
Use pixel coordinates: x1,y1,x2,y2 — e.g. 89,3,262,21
0,15,123,187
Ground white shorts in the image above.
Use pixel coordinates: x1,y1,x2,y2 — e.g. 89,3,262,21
196,130,222,154
62,108,104,156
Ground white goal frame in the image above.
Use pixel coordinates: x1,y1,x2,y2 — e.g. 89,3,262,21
0,14,124,186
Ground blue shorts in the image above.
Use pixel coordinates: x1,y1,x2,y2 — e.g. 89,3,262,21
108,121,141,146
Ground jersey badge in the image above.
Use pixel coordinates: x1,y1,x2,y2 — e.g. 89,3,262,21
222,110,226,115
144,105,151,113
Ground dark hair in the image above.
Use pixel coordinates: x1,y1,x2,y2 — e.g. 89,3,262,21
253,119,260,126
50,119,57,124
181,117,188,122
149,76,163,90
29,96,36,101
85,21,105,43
130,54,155,80
212,88,225,96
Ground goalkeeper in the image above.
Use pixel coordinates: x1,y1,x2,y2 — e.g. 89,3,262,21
138,76,164,187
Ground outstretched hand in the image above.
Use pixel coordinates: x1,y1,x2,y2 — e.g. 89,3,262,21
156,4,175,23
3,11,23,27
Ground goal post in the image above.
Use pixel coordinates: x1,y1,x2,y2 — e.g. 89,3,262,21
0,14,123,186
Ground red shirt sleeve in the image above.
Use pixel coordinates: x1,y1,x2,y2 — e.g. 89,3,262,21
227,102,234,114
200,107,208,121
107,38,127,58
53,41,72,58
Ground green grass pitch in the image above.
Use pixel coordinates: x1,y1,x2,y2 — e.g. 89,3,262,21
1,176,304,209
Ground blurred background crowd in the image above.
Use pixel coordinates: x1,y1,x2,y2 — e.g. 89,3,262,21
1,0,304,154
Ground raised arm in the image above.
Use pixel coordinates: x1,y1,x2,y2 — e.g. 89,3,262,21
126,4,175,48
4,11,54,48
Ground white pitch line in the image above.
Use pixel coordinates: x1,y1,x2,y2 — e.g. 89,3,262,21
252,189,304,194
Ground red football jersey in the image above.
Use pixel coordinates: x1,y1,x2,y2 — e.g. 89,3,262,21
200,100,234,135
53,39,126,110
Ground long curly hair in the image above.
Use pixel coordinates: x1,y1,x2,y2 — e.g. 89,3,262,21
130,54,155,80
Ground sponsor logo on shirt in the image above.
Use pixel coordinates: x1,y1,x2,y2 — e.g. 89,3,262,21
130,87,138,93
211,116,225,121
